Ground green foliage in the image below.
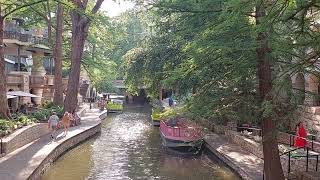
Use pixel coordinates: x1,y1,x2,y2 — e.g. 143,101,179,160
123,0,320,130
29,109,50,121
158,108,181,120
29,104,64,121
0,113,38,137
0,119,15,137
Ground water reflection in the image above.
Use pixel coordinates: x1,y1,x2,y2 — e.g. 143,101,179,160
42,106,239,180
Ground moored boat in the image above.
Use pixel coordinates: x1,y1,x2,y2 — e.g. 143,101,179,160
160,117,204,155
105,94,124,113
151,108,161,126
106,99,123,112
151,99,165,126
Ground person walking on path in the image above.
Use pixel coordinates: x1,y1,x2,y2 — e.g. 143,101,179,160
61,112,71,135
294,121,307,148
169,96,174,107
72,110,81,126
48,112,59,139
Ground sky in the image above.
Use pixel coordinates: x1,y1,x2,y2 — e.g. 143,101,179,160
100,0,135,17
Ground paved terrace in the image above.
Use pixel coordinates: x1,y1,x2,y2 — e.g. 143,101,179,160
204,133,264,180
0,108,106,180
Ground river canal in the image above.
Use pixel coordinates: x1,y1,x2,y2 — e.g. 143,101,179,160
42,105,239,180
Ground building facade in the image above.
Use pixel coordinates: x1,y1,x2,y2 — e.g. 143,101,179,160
3,18,65,112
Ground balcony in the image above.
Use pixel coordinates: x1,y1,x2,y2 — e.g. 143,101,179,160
6,74,23,85
4,30,48,46
29,75,46,88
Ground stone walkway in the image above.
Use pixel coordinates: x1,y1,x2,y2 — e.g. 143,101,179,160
0,108,106,180
204,133,264,180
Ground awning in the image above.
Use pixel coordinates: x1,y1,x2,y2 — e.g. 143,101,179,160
7,95,17,99
110,95,125,99
5,58,15,64
7,91,40,98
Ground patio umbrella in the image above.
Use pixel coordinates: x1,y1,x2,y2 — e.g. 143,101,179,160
7,91,40,98
7,95,17,99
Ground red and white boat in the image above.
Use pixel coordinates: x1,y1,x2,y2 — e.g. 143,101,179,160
160,117,204,155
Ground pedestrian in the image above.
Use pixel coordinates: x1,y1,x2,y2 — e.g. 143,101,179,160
48,112,59,139
100,98,106,111
72,110,81,126
61,112,71,135
294,121,307,148
169,96,174,107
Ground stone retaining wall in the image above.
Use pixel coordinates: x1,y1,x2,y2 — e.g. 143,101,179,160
203,142,250,180
298,106,320,133
28,123,101,180
225,129,263,159
1,123,50,154
213,124,225,134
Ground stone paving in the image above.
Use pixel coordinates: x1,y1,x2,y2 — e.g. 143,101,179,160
0,107,106,180
204,133,264,180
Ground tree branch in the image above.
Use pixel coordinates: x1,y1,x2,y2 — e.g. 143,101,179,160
3,0,48,18
92,0,104,14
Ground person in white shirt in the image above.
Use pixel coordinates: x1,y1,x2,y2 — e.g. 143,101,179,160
48,112,59,139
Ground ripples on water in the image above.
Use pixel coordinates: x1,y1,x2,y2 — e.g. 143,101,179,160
42,106,239,180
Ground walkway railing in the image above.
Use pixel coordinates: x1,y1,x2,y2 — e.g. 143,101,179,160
236,126,320,178
4,30,48,45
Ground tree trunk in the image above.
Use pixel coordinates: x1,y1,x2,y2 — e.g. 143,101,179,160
64,0,104,112
256,4,285,180
0,15,9,119
46,0,52,44
47,18,52,45
64,11,89,112
53,3,64,106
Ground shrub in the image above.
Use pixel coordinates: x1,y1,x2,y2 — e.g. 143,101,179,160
42,101,55,109
159,108,180,119
52,106,64,118
29,109,50,121
29,105,64,121
0,119,15,137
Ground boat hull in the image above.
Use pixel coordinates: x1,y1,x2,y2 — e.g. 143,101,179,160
152,120,160,126
160,131,203,155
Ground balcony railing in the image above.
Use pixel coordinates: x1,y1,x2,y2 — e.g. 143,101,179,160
4,30,48,46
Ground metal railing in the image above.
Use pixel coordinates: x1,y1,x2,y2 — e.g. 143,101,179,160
235,126,320,178
262,146,319,179
237,126,262,136
160,120,203,141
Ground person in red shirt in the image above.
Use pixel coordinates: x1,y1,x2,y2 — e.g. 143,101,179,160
294,122,307,148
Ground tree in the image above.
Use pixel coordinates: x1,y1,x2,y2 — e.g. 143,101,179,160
64,0,104,112
255,2,284,179
123,0,297,178
53,2,64,105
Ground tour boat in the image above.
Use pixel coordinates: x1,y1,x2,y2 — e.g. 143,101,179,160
160,117,204,155
106,95,124,113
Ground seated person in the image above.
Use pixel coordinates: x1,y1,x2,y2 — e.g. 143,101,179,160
72,111,81,126
167,118,178,127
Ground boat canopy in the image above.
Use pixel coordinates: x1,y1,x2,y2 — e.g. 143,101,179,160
111,99,123,104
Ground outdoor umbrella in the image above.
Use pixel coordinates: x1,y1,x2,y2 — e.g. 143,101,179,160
7,91,40,98
7,95,17,99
